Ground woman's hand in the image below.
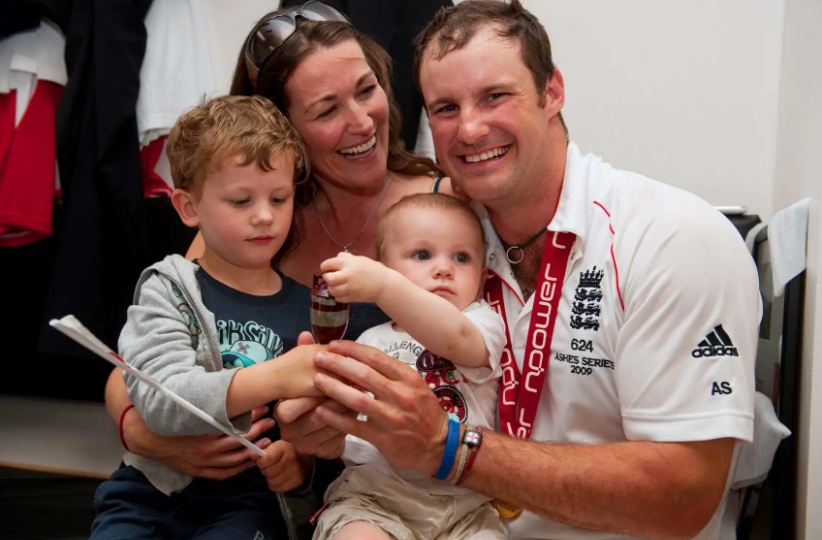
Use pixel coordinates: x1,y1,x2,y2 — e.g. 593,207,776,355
123,404,277,480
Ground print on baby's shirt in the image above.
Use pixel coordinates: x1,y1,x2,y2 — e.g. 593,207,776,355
417,350,468,422
386,339,424,366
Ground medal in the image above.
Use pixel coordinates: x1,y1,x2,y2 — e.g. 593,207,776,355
492,498,523,520
485,231,576,439
484,231,575,524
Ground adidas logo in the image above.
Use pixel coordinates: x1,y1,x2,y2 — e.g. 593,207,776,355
691,324,738,358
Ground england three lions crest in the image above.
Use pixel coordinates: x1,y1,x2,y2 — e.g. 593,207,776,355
570,266,604,331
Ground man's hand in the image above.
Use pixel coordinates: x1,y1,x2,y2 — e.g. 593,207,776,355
311,340,449,475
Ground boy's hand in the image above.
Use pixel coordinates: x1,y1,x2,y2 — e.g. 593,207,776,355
253,440,312,493
320,252,390,303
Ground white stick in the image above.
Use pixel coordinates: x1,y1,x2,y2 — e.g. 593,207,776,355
49,315,264,456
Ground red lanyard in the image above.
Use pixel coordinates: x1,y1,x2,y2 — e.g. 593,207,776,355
484,231,575,438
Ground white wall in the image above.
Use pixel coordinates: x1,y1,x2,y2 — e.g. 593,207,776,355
526,0,784,220
775,0,822,537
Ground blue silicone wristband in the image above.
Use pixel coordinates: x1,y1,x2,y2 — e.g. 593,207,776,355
434,416,461,480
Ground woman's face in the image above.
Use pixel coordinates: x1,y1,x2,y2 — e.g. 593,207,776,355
284,39,390,193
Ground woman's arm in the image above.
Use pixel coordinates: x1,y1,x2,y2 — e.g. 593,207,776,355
274,396,349,459
186,231,206,260
106,367,277,479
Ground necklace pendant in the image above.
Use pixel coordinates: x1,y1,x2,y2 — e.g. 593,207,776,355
500,226,548,266
506,246,525,265
312,174,394,256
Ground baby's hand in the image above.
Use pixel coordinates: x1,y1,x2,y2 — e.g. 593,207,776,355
320,252,389,303
253,440,312,493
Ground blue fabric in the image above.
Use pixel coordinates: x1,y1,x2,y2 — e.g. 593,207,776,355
345,302,390,341
89,464,287,540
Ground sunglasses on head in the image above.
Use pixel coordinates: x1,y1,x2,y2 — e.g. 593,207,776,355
244,1,351,83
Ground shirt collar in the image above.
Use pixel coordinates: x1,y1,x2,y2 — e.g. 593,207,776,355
547,140,589,243
478,140,592,299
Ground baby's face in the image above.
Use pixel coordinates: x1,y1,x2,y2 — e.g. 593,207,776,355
380,207,485,310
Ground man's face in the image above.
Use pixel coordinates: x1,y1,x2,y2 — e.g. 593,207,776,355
419,27,562,210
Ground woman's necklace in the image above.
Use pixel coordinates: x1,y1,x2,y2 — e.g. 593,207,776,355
313,174,393,253
499,225,548,264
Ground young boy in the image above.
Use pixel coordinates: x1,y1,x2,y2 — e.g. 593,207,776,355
314,192,507,540
90,95,324,540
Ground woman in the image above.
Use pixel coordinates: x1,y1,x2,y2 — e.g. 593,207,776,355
106,2,448,496
191,3,447,334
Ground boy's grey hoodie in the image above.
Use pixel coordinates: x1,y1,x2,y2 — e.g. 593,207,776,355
119,255,250,495
117,255,318,539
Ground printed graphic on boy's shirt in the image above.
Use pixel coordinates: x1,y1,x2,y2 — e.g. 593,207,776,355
176,301,200,349
217,319,284,368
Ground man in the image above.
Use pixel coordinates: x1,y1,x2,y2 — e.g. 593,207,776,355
278,1,761,538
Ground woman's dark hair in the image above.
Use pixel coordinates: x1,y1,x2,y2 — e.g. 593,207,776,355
232,18,444,206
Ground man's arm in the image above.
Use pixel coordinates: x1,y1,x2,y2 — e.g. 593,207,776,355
310,340,735,539
461,431,734,538
321,253,488,366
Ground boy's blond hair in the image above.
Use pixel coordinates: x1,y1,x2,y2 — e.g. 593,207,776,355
376,192,486,261
166,94,309,195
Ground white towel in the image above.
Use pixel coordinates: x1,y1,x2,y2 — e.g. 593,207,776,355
0,20,67,125
744,222,767,255
768,198,811,297
732,391,791,489
137,0,216,147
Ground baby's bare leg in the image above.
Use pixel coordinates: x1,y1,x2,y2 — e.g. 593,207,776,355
332,520,391,540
